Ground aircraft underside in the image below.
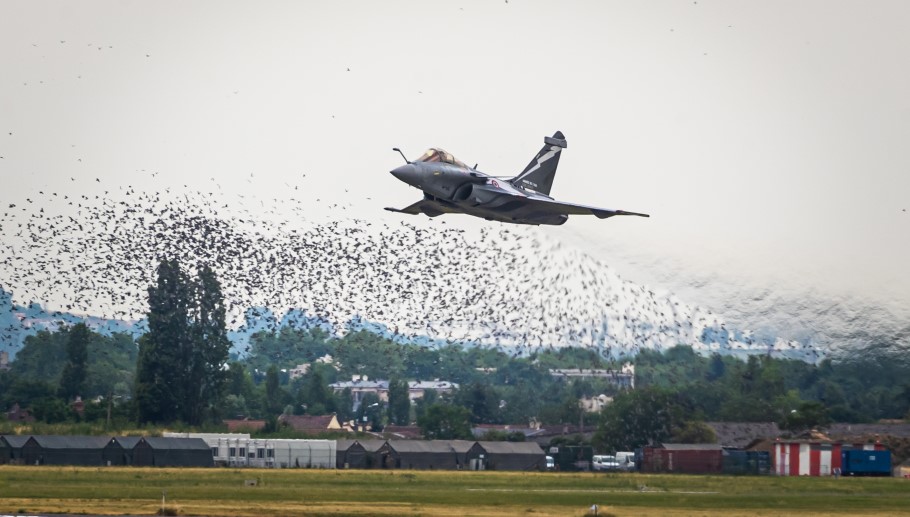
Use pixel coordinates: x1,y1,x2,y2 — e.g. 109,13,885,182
424,195,569,226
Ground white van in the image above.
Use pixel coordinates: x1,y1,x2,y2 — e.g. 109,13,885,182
615,451,635,471
592,455,619,471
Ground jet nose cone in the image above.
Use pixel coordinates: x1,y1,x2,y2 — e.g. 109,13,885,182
390,164,418,184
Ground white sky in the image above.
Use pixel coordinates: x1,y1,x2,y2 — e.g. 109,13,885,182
2,0,909,323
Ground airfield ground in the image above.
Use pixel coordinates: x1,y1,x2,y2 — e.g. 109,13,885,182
1,467,909,516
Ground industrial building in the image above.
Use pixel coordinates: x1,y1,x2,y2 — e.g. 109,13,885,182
378,440,460,470
132,437,214,467
0,435,213,467
164,432,336,468
467,441,547,471
336,439,385,469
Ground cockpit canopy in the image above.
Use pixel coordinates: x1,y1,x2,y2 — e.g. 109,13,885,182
414,148,469,169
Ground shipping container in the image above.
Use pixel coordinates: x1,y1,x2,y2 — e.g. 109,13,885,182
640,444,724,475
841,449,891,477
722,450,770,475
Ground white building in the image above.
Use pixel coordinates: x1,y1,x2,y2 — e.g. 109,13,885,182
165,432,336,468
579,394,614,413
549,363,635,389
328,376,458,411
288,363,310,380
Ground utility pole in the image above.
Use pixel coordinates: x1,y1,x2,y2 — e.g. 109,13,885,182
106,390,113,429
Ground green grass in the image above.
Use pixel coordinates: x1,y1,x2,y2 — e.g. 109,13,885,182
1,467,909,516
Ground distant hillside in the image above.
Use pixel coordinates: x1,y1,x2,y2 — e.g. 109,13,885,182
0,287,142,358
0,188,831,362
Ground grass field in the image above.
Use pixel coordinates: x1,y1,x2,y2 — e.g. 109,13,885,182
2,467,909,516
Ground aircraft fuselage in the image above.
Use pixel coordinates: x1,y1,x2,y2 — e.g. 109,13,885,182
390,162,567,225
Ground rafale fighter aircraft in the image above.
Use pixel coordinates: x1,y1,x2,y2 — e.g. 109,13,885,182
386,131,649,225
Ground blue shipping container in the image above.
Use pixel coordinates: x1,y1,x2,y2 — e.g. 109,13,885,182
841,449,891,476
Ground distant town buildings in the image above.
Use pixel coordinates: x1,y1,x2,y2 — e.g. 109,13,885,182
328,375,458,411
278,414,345,434
579,394,613,413
549,362,635,389
288,363,310,380
288,354,337,380
5,403,34,423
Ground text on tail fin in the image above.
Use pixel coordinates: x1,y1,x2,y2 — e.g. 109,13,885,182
510,131,567,196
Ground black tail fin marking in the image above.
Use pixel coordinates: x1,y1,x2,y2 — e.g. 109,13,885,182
509,131,567,196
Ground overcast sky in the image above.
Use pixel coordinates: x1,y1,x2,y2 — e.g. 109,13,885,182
1,0,908,322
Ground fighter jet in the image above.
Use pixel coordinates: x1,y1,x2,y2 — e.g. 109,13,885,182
386,131,649,225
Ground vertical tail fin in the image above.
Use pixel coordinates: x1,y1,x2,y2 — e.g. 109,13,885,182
510,131,567,196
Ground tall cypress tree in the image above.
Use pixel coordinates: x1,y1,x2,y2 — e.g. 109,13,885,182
387,377,410,425
59,323,90,400
137,259,231,425
136,259,192,424
190,264,231,424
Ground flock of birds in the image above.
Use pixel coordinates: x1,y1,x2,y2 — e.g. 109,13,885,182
0,176,824,363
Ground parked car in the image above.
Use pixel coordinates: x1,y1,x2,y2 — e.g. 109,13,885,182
592,455,620,471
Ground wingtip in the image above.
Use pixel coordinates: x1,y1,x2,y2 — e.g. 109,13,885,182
594,210,651,219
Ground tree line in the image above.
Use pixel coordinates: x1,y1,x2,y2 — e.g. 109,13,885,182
1,259,909,447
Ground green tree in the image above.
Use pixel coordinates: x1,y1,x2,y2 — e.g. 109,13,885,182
779,399,831,433
387,377,410,425
136,259,192,424
334,387,354,423
188,264,231,423
414,388,438,421
31,396,70,423
11,327,136,403
671,421,717,443
1,377,57,411
356,392,384,431
59,323,90,401
417,403,473,440
539,394,585,426
136,259,229,425
85,332,137,400
223,394,250,419
265,365,282,415
456,382,499,424
706,353,726,382
593,387,688,452
11,329,68,382
298,367,336,415
227,362,255,400
898,384,910,419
